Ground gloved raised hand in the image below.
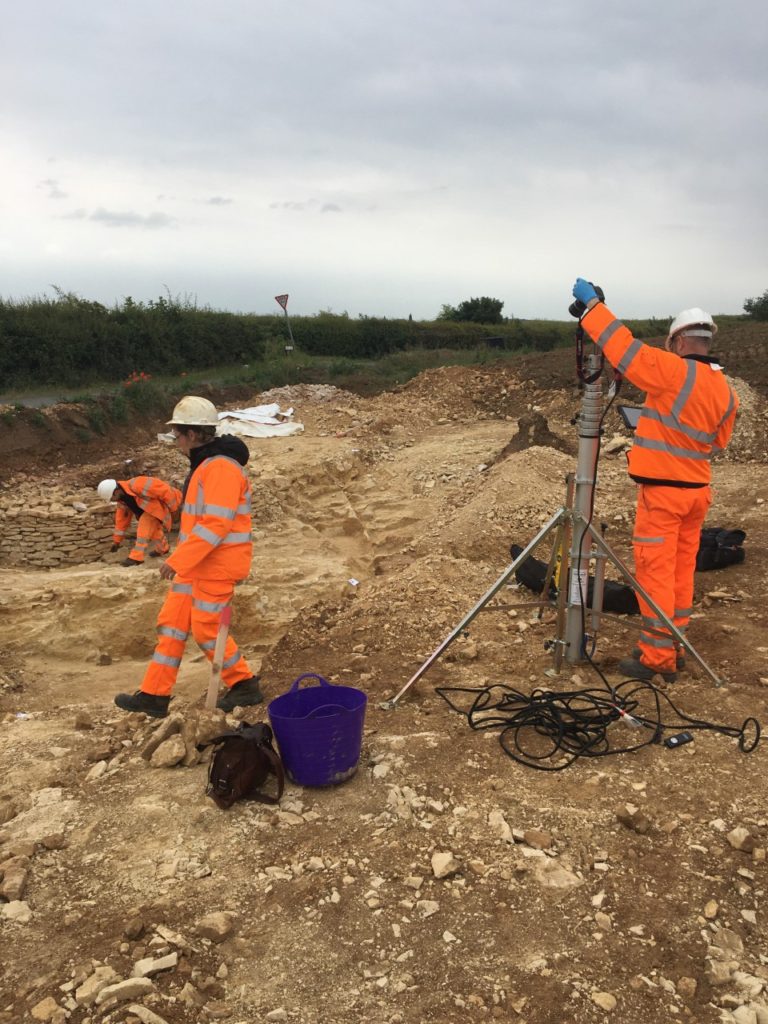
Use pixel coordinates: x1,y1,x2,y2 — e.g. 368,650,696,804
572,278,599,305
110,542,120,552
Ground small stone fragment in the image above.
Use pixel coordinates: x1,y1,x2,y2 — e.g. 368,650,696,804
149,734,186,768
676,977,697,1000
197,911,237,942
95,977,154,1004
727,827,755,852
592,991,617,1011
30,996,60,1021
704,899,719,920
431,851,459,879
523,829,552,850
616,804,650,834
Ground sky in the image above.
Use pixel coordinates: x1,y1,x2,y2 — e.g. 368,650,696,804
2,0,767,321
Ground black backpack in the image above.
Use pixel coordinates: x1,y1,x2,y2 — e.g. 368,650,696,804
200,722,285,810
695,527,746,572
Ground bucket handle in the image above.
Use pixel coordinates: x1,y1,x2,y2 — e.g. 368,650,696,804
289,673,333,693
305,704,349,719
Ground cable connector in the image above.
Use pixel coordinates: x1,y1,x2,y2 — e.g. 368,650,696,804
613,705,643,729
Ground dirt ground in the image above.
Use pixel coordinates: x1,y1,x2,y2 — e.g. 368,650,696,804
1,339,768,1024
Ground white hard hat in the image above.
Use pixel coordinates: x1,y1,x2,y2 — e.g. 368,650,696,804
667,307,717,349
97,479,118,502
166,395,219,427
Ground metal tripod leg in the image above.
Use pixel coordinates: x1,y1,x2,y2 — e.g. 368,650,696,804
583,520,722,688
380,506,569,708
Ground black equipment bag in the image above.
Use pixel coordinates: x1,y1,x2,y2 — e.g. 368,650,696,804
200,721,285,810
695,527,746,572
510,544,641,615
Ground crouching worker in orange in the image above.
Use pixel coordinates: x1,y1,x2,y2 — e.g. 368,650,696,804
98,477,182,567
572,279,739,683
114,396,263,718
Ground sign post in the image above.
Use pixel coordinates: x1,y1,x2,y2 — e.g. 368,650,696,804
275,294,295,353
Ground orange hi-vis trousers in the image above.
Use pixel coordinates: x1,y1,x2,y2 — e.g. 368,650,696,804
141,578,253,697
129,513,170,563
633,484,711,673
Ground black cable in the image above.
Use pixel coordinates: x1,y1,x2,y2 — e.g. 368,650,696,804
436,681,760,771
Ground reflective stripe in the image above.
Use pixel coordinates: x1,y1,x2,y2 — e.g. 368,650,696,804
157,622,189,638
222,650,242,669
221,532,251,544
640,632,675,649
199,639,217,651
192,524,223,546
633,535,664,544
595,319,623,349
135,540,149,548
153,652,182,667
115,529,126,537
718,389,736,427
179,531,188,542
674,607,692,619
671,360,697,421
614,337,643,376
201,503,237,520
172,582,193,594
640,407,717,445
641,614,666,630
193,598,229,613
634,437,712,460
238,500,251,514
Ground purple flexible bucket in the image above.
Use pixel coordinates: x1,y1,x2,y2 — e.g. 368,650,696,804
267,673,367,787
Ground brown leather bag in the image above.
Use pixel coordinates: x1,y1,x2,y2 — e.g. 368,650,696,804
201,722,285,809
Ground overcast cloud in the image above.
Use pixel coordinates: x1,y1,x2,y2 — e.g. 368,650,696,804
2,0,766,320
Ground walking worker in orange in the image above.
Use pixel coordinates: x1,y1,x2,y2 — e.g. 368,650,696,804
572,278,739,683
114,396,263,718
97,477,182,567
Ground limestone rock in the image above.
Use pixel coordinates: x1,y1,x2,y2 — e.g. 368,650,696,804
616,803,650,834
30,996,61,1021
197,911,238,942
524,828,552,850
431,850,459,879
728,827,755,853
592,991,617,1011
149,734,186,769
75,966,121,1006
95,977,154,1004
488,808,513,843
1,900,31,923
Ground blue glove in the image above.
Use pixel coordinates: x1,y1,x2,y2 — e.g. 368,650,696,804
572,278,598,305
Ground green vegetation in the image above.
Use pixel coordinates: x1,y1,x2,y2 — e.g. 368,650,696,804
437,296,506,324
3,286,750,408
0,289,269,389
744,289,768,320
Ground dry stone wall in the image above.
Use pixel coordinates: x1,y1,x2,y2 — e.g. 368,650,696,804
0,505,116,568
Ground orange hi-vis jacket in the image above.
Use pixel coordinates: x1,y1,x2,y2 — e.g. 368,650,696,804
581,303,739,486
113,476,182,543
165,454,252,582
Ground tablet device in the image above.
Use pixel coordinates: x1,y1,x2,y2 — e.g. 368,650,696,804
617,405,642,431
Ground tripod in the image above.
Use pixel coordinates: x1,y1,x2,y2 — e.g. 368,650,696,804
383,350,723,708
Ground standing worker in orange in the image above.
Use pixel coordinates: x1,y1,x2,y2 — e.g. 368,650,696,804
114,396,263,717
97,477,182,566
572,279,739,682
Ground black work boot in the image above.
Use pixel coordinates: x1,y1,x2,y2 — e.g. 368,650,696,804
217,676,264,712
122,558,143,568
617,656,677,685
114,690,171,718
632,646,686,671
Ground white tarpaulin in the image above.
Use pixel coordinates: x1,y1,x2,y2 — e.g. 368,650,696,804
157,403,303,443
218,403,304,438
